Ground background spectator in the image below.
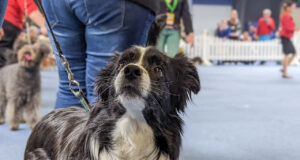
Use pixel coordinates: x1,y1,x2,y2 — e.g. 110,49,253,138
280,0,297,78
241,31,252,42
228,10,241,40
257,9,275,41
158,0,194,57
0,0,47,49
217,19,231,39
248,24,258,41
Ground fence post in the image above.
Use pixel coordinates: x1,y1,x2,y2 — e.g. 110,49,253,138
291,34,300,66
202,30,212,66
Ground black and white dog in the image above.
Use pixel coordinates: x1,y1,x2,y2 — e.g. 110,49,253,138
25,17,200,160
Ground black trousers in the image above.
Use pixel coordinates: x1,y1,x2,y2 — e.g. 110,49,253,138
0,20,21,49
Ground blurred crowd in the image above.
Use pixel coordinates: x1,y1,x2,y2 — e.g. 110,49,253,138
216,9,277,42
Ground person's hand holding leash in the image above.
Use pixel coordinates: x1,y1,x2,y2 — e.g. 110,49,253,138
0,28,4,40
40,26,48,36
186,32,194,47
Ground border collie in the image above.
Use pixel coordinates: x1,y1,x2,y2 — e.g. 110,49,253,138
25,16,200,160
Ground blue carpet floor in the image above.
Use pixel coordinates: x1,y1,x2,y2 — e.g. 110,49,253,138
0,66,300,160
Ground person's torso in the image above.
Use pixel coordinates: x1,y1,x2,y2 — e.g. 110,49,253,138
228,20,240,33
4,0,23,29
257,17,274,35
280,13,295,38
159,0,186,26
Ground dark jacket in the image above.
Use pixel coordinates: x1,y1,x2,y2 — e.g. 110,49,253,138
159,0,193,34
129,0,160,14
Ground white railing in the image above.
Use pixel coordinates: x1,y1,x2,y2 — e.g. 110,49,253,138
183,32,300,65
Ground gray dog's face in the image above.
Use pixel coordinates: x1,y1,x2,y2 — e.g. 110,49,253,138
17,43,51,68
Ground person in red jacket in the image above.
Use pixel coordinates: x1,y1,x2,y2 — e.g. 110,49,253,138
257,9,275,41
0,0,47,49
280,0,297,78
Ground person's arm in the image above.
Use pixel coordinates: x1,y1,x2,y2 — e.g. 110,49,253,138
0,28,4,40
268,18,275,31
181,0,194,46
24,0,47,36
29,10,47,35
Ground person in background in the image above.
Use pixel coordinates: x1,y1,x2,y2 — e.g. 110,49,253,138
248,24,258,41
0,0,47,49
41,0,159,108
217,20,231,40
228,10,241,40
280,0,297,78
242,31,252,42
158,0,194,57
257,9,275,41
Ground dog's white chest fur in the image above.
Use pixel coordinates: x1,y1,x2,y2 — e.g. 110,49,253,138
96,97,169,160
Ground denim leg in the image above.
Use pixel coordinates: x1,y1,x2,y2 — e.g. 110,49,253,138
42,0,87,108
43,0,155,107
83,1,155,104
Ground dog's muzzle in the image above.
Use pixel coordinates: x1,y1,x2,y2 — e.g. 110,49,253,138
114,64,150,98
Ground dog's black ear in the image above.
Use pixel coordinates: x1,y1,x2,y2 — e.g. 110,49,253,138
94,54,120,101
171,53,200,112
146,14,166,46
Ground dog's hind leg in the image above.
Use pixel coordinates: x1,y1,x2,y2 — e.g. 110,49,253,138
0,93,7,124
25,95,40,129
6,100,19,130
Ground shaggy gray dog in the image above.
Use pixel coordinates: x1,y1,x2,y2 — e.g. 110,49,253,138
0,47,17,68
0,43,51,130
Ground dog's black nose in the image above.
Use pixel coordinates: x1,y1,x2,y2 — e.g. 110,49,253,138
124,65,142,79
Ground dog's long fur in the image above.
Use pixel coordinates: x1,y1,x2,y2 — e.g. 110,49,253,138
0,43,51,130
25,16,200,160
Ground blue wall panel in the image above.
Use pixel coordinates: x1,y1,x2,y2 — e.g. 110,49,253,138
193,0,233,6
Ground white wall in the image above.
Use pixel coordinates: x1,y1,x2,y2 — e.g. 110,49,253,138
292,8,300,27
191,4,232,35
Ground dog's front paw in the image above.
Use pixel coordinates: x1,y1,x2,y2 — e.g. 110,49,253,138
9,123,19,131
0,117,5,124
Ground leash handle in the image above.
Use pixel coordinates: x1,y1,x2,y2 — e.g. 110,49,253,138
24,0,31,44
35,0,92,111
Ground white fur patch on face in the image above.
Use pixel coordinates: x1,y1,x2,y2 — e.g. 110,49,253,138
136,46,146,65
118,96,145,120
114,70,123,95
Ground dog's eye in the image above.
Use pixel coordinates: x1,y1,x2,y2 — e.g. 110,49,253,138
154,67,163,77
154,67,162,72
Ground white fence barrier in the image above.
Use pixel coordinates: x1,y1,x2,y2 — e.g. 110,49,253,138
183,32,300,65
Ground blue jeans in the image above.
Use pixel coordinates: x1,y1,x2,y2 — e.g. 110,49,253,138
41,0,155,108
0,0,8,27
